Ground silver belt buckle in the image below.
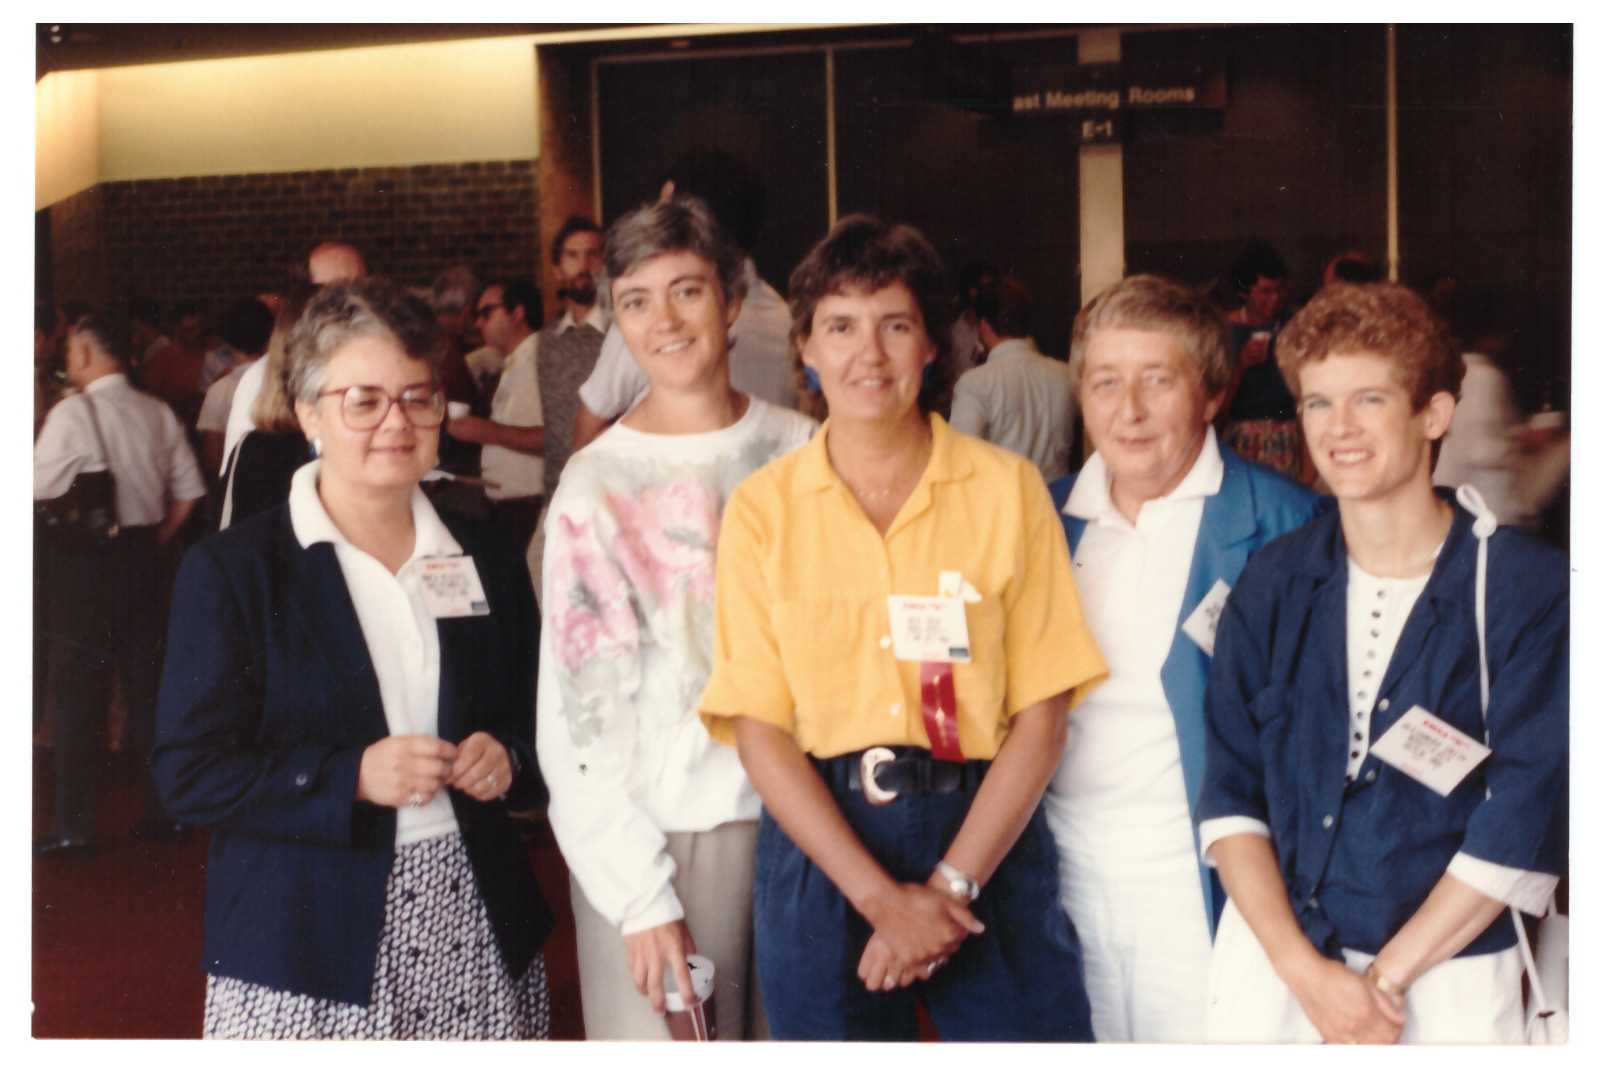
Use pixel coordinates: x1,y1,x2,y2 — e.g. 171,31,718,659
860,746,899,805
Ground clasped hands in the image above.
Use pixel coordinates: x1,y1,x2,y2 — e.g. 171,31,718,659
856,872,985,992
1288,952,1408,1044
356,731,512,808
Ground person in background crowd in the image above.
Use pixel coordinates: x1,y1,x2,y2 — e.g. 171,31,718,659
571,151,797,452
1042,274,1321,1041
429,265,484,411
538,195,815,1040
34,300,69,734
197,298,275,476
699,215,1106,1041
199,298,273,396
1433,290,1568,533
446,278,547,561
307,240,368,286
536,215,609,499
34,311,207,855
949,259,999,380
1321,251,1384,288
948,275,1076,482
527,214,609,602
140,302,208,426
223,242,369,474
427,265,488,493
1217,242,1309,482
154,277,553,1039
128,297,168,379
216,284,317,531
35,301,68,433
1199,282,1567,1043
1419,270,1459,326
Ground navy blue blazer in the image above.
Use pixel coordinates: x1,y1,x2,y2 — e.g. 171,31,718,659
154,503,554,1006
1198,496,1568,958
1050,444,1322,932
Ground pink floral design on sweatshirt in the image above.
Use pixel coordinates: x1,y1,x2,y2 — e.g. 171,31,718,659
603,482,721,606
547,512,640,677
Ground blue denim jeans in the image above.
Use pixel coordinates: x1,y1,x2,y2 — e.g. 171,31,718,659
752,753,1094,1041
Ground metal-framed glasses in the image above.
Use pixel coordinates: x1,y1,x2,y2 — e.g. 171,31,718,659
318,384,446,430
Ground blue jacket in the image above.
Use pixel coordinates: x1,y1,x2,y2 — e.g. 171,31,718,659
1049,444,1322,931
153,504,553,1005
1198,496,1568,958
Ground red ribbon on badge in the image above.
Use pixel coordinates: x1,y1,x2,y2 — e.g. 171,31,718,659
919,661,964,761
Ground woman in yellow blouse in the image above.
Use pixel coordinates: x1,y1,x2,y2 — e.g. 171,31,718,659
699,216,1107,1040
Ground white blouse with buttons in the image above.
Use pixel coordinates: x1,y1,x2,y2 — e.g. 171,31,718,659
288,461,463,847
1343,558,1429,783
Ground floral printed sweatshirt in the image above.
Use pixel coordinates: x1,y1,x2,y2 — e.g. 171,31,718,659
536,398,816,933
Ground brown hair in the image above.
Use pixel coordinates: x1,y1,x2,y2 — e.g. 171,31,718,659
1277,282,1464,410
252,283,316,434
787,215,954,417
1068,274,1233,398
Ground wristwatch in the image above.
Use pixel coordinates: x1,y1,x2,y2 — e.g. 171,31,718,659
1364,962,1407,1007
934,861,981,903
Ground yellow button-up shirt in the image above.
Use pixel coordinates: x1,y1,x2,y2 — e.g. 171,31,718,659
700,415,1106,759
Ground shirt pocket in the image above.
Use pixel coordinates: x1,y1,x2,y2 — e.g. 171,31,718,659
773,597,884,746
950,596,1008,727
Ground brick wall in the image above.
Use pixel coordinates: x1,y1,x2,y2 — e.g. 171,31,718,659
48,184,110,308
47,159,539,318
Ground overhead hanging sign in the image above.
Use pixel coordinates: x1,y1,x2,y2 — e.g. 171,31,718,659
1011,62,1227,120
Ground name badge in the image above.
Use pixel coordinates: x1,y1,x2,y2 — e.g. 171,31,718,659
1181,579,1232,657
888,595,972,663
417,556,491,618
1368,705,1491,796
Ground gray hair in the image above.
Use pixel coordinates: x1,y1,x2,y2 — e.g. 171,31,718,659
286,277,445,406
1068,274,1234,398
603,195,748,305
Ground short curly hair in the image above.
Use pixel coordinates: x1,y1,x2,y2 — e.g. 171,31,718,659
1277,282,1464,410
1068,274,1233,398
787,215,955,416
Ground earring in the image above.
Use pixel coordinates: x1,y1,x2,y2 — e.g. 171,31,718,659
311,437,322,457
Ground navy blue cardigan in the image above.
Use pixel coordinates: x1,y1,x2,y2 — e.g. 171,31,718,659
153,503,554,1005
1198,495,1568,958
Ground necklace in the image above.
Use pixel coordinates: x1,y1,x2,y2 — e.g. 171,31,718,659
836,427,933,504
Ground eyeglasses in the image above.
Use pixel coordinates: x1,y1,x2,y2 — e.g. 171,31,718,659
318,384,446,430
474,303,505,321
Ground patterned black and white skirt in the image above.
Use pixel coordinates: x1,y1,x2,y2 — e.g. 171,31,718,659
204,831,550,1039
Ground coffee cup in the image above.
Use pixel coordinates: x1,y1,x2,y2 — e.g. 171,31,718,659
447,401,470,421
663,953,717,1041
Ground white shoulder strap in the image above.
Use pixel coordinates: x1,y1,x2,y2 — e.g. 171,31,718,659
1455,484,1554,1020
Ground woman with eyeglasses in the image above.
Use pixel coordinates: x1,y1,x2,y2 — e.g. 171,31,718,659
153,278,554,1039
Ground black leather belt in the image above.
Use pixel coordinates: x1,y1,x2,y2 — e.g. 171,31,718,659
817,748,990,805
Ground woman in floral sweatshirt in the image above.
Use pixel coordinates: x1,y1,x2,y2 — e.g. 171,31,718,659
535,195,815,1040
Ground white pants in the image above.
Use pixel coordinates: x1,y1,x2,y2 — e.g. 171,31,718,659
1205,897,1526,1043
1049,811,1214,1041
